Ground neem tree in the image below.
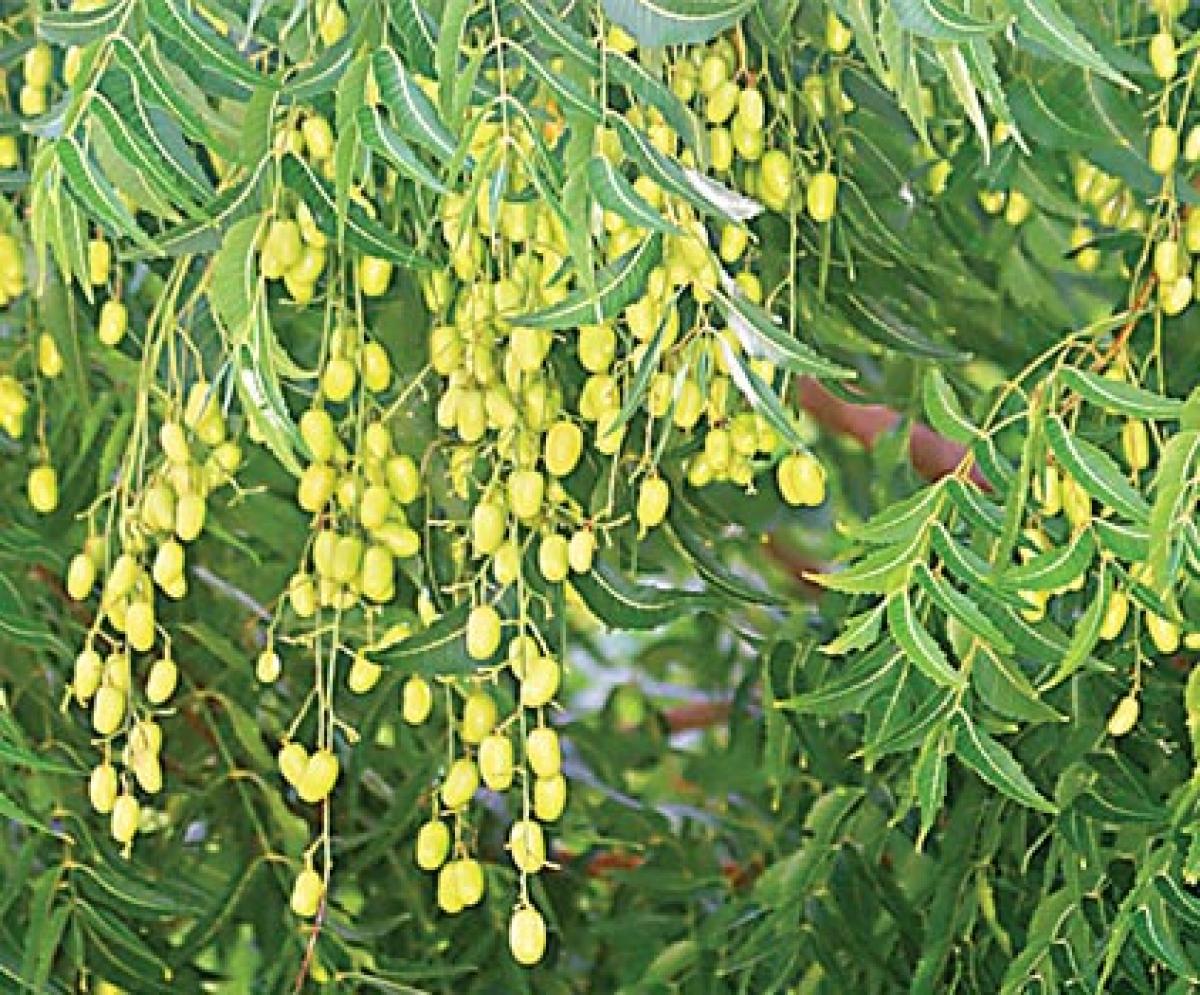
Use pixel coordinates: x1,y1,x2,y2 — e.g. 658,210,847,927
1,0,1199,990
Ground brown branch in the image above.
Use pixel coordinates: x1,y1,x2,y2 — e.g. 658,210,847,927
798,377,988,488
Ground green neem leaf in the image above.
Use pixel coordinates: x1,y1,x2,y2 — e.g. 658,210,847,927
854,481,947,545
809,531,925,595
1011,0,1133,89
922,369,978,444
867,679,958,759
972,647,1062,723
777,646,899,714
39,1,127,45
372,47,458,163
999,528,1095,593
1045,415,1150,523
285,36,355,102
1148,430,1200,593
515,233,662,329
601,0,754,46
1042,562,1109,690
666,514,782,606
388,0,438,75
609,114,754,223
716,284,855,380
281,154,431,267
0,572,68,654
1092,517,1149,562
513,42,601,122
832,0,887,79
719,342,809,452
587,156,679,235
930,525,1023,609
232,299,303,478
845,296,969,361
885,588,965,689
893,0,1004,41
0,789,59,837
1060,367,1183,420
913,563,1013,655
378,602,479,674
937,44,989,159
913,727,948,845
148,0,277,91
1131,892,1195,978
517,0,703,155
953,713,1057,813
820,603,886,655
112,36,237,158
56,138,158,253
945,478,1004,535
357,105,448,194
571,560,713,629
208,214,261,335
605,305,671,438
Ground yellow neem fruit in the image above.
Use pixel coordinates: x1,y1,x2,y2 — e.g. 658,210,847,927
534,774,567,822
278,742,308,787
508,469,545,522
1107,694,1140,737
437,863,465,914
290,573,317,618
759,150,792,211
145,656,178,705
360,255,394,297
298,462,337,513
28,464,58,514
452,858,485,907
416,819,451,870
299,409,337,462
104,553,140,604
131,751,163,795
37,332,63,378
67,552,97,602
1158,276,1193,318
472,501,507,557
777,453,826,507
322,357,357,403
806,171,838,223
256,648,282,683
97,298,128,346
568,529,596,574
386,455,421,504
526,727,561,778
1004,190,1032,227
92,686,126,737
636,476,670,531
826,11,853,52
1099,590,1129,641
0,136,17,170
89,762,118,815
461,691,498,745
1149,124,1179,176
127,600,155,653
539,534,570,584
441,757,479,809
508,819,546,874
348,652,383,694
175,491,206,542
519,655,560,709
1147,613,1181,655
332,534,364,583
291,867,324,918
301,115,335,159
360,544,395,602
706,79,739,126
358,485,392,531
466,604,502,660
1154,240,1183,283
24,43,53,87
509,905,548,967
403,675,433,724
544,421,583,477
1149,32,1178,80
1061,476,1091,529
110,793,140,846
719,224,749,264
479,734,515,791
361,342,392,393
1122,419,1150,471
88,238,111,286
73,647,104,701
493,542,521,586
297,748,340,803
104,652,131,691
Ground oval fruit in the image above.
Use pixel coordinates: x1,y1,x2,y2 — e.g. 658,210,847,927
403,675,433,724
441,757,479,809
291,867,324,917
416,819,451,870
509,905,548,966
466,604,502,660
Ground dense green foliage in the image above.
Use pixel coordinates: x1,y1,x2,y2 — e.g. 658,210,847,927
1,0,1200,991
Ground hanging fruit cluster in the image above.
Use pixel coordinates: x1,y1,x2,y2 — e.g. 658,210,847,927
0,2,859,971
